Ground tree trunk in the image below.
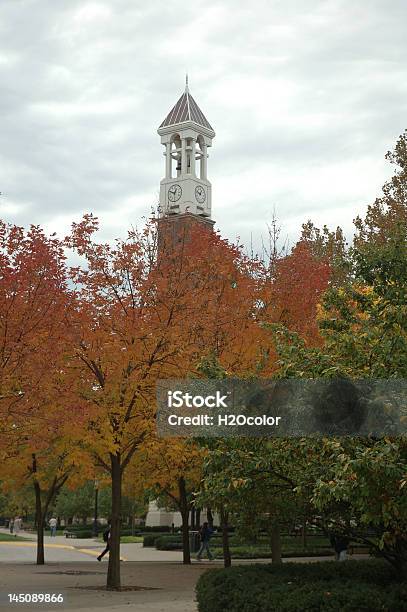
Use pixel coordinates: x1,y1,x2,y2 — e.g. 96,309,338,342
107,453,122,590
196,509,201,529
271,522,282,565
32,454,45,565
302,518,307,549
191,507,196,530
34,481,45,565
220,507,231,568
178,477,191,564
207,507,214,529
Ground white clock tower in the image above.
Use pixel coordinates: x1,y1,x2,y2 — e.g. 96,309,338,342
158,77,215,223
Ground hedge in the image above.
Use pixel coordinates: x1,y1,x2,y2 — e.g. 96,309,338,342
141,525,171,533
209,546,334,559
66,530,94,538
155,535,183,550
143,533,170,547
153,536,334,558
196,560,407,612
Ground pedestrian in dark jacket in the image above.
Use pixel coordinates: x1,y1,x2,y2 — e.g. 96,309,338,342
97,519,111,562
330,533,349,561
196,522,214,561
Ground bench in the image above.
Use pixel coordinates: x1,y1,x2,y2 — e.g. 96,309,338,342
64,531,76,539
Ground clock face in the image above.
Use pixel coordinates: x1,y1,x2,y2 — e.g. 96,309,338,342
195,185,206,204
168,184,182,202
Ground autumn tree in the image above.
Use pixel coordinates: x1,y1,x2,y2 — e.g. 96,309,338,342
130,438,204,564
267,242,331,346
0,223,69,423
0,222,82,563
65,214,271,588
269,131,407,576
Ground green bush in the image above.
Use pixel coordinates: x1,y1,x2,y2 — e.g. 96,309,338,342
196,560,407,612
210,546,333,559
143,533,170,547
155,535,183,550
63,524,91,531
142,525,171,533
135,526,172,535
157,541,183,551
68,530,94,538
119,528,138,536
143,534,157,547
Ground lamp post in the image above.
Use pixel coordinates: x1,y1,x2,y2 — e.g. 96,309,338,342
92,479,99,537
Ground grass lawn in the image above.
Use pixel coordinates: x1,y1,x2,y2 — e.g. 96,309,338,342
120,535,144,543
0,533,30,542
96,534,144,544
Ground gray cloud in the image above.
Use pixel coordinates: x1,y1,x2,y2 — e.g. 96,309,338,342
0,0,406,249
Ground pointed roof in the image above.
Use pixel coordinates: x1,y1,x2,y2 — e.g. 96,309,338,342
159,78,214,132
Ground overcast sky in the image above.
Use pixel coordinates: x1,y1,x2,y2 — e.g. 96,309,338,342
0,0,406,250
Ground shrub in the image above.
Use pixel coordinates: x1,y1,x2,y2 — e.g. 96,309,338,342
68,530,94,538
155,535,183,550
143,533,169,547
141,525,171,533
119,528,138,536
196,560,407,612
156,541,183,551
210,545,334,559
63,524,91,531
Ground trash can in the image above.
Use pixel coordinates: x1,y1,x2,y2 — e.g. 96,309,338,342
189,531,200,553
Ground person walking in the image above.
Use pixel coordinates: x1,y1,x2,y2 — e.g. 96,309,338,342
49,517,57,537
9,518,14,534
13,516,21,536
330,533,349,561
97,520,111,562
196,522,214,561
336,535,349,561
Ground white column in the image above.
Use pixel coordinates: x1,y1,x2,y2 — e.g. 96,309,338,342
190,138,196,176
181,138,187,175
165,143,171,179
201,143,207,180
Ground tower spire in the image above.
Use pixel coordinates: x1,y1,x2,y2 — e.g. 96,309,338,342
157,80,215,224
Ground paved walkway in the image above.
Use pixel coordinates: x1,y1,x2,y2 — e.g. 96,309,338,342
0,529,369,611
1,528,369,564
0,561,204,611
0,529,191,563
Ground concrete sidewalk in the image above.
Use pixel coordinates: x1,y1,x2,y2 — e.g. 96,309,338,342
0,555,371,612
0,529,187,563
1,529,368,564
0,561,204,611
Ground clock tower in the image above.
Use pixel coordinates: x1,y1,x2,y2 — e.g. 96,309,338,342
157,77,215,231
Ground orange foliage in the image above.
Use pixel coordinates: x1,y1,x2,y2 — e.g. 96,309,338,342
269,242,331,345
